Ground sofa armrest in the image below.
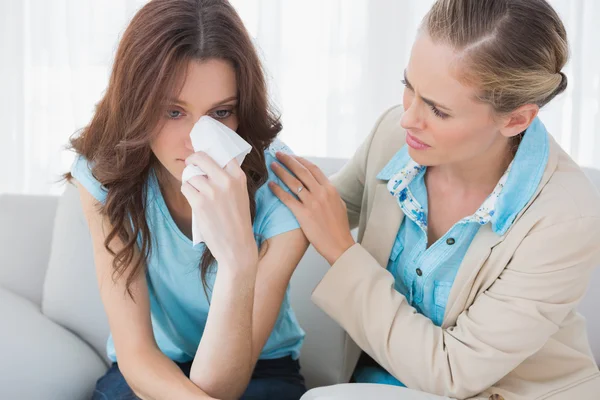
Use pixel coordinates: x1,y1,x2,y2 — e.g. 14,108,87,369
0,193,58,306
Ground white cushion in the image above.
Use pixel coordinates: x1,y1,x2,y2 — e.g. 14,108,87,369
304,157,348,177
290,244,361,389
290,157,361,389
301,383,452,400
579,167,600,364
42,183,110,362
578,265,600,364
0,287,106,400
0,194,58,306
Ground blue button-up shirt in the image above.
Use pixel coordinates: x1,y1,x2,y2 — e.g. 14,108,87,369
354,118,550,386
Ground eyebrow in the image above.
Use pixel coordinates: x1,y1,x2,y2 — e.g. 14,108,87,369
208,96,238,109
403,70,453,113
168,95,238,110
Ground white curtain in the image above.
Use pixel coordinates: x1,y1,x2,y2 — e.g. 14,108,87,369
1,0,599,195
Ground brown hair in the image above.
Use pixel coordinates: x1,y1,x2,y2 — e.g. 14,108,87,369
64,0,281,297
424,0,569,114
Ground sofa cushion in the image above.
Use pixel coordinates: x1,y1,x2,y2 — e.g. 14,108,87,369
289,157,362,388
0,287,106,400
301,383,449,400
42,183,110,362
0,194,58,306
290,243,361,388
578,264,600,364
580,168,600,365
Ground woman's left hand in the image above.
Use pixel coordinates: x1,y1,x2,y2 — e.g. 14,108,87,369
181,152,258,270
268,152,355,265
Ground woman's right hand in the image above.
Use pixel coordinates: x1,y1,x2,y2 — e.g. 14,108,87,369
181,152,259,271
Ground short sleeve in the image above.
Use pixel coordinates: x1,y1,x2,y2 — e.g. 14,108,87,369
253,140,301,240
70,155,108,203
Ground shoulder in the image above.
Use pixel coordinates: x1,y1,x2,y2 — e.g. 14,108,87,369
253,137,296,206
70,154,108,204
252,138,301,238
504,142,600,273
528,144,600,228
262,138,294,187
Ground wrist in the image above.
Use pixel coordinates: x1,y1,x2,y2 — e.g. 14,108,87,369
214,231,258,270
216,261,257,288
324,235,355,265
217,246,259,274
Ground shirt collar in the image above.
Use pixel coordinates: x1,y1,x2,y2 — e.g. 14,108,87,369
376,117,550,235
492,117,549,234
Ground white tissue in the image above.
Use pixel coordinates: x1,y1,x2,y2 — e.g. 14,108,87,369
182,116,252,245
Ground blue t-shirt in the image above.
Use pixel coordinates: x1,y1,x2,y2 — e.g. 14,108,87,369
71,139,305,362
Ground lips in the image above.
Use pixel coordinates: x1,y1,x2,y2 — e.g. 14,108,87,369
406,131,430,150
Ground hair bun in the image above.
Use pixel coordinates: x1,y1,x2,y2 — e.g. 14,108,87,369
555,71,568,96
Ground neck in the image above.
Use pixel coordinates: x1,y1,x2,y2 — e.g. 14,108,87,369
155,165,192,216
429,137,513,193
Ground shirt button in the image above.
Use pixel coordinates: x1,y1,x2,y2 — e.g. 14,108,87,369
446,238,456,245
416,268,423,276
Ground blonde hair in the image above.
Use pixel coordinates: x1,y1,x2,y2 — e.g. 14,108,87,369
424,0,568,114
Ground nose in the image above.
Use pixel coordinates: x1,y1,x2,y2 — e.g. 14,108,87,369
184,136,194,153
401,98,426,132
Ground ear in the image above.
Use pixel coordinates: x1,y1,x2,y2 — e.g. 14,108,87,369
499,104,539,138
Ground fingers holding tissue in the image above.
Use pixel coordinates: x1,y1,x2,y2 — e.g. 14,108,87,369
180,116,254,256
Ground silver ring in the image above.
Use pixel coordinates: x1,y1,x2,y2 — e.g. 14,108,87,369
297,186,304,194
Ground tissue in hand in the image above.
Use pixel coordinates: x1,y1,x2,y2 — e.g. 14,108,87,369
181,116,252,245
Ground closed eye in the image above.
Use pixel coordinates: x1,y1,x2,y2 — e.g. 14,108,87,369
429,105,449,119
403,69,452,119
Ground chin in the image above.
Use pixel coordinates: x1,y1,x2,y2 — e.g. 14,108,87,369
160,163,184,184
407,147,435,166
173,168,184,183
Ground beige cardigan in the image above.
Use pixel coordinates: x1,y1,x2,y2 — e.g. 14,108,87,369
312,105,600,400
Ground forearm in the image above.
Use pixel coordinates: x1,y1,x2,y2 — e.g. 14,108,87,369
120,347,214,400
312,238,597,399
190,264,257,399
312,244,478,397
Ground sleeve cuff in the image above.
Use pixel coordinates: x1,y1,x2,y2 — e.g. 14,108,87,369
311,243,385,316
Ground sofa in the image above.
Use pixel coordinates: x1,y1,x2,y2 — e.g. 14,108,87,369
1,158,599,400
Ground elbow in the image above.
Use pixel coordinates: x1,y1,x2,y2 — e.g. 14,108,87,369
419,372,489,399
435,367,492,399
446,386,486,400
385,360,487,399
190,368,251,400
442,386,479,400
117,361,148,400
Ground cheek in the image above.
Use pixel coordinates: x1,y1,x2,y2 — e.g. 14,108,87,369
150,132,174,159
150,121,187,161
432,123,496,156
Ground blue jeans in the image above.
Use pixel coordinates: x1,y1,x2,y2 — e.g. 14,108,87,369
92,356,306,400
